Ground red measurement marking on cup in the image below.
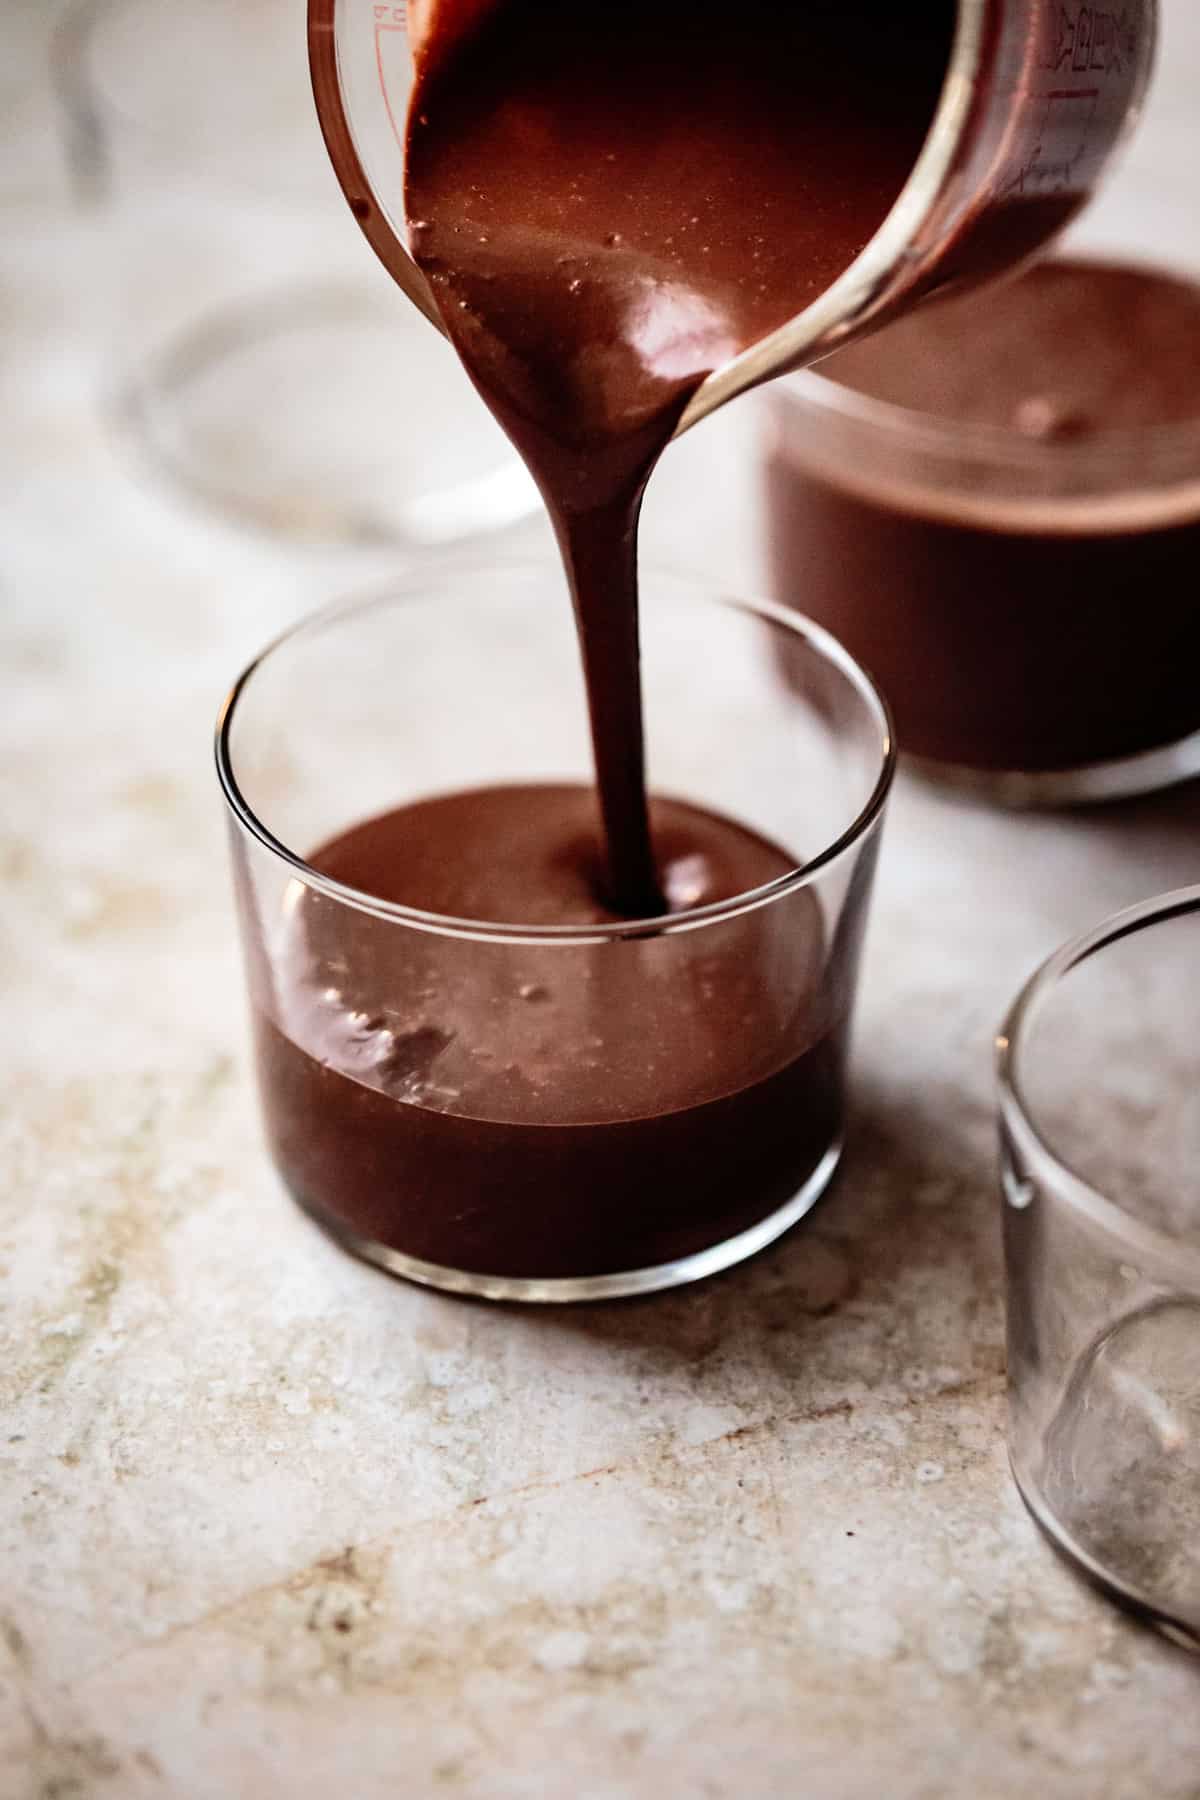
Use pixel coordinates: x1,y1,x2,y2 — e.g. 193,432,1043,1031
374,6,409,153
1007,79,1103,202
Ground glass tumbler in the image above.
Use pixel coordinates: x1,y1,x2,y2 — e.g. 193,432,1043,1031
763,264,1200,808
998,888,1200,1650
216,562,894,1302
52,0,535,544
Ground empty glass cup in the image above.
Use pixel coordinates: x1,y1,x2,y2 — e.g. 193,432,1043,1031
52,0,536,543
217,561,894,1301
998,887,1200,1650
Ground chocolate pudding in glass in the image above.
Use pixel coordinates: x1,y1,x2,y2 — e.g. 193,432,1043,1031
218,565,893,1301
764,258,1200,805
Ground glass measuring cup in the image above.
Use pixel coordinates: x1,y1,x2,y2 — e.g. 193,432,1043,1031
309,0,1156,436
52,0,537,545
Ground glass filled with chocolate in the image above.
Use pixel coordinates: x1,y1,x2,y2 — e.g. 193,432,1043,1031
764,257,1200,805
217,563,893,1302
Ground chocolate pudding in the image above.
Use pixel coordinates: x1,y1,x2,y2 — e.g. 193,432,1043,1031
405,0,953,906
766,259,1200,777
254,786,845,1279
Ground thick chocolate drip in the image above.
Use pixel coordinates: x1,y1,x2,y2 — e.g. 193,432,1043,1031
405,0,953,909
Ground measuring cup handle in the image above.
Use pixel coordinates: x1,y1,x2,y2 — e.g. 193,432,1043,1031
308,1,447,337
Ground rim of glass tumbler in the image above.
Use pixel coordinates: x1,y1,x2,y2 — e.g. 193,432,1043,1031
781,256,1200,481
214,560,896,946
997,884,1200,1288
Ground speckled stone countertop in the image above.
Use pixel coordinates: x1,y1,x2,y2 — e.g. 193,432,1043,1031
2,6,1198,1797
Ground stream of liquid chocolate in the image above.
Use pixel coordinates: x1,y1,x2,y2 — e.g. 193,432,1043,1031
405,0,954,913
252,3,953,1277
